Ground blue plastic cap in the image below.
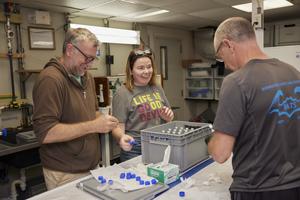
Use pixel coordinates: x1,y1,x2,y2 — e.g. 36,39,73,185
108,180,113,185
126,173,132,179
129,140,138,146
145,181,150,186
131,173,136,178
101,178,106,184
98,176,104,181
120,173,125,179
135,176,141,181
151,179,157,185
179,191,185,197
139,180,145,185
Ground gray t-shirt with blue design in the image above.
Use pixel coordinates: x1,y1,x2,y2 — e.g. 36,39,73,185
213,58,300,192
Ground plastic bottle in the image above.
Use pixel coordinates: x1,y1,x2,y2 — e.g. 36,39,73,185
99,84,105,108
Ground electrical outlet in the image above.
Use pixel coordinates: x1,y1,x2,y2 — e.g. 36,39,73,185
253,13,263,29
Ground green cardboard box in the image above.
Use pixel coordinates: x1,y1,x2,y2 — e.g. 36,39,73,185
147,163,179,184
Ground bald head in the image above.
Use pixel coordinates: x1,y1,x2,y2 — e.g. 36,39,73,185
214,17,256,53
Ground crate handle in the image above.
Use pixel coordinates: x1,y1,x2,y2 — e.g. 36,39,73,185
284,24,295,28
150,136,170,145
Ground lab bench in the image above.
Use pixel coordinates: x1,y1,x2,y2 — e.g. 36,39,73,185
27,156,233,200
0,131,115,168
0,140,39,157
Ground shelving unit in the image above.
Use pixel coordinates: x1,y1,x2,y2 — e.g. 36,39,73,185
213,76,224,100
184,63,226,100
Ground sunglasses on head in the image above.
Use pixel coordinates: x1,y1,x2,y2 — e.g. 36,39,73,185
133,49,152,56
128,49,153,66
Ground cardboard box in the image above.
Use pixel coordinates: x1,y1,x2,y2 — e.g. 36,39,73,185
147,163,179,184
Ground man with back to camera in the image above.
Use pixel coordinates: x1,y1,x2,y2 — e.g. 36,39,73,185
33,28,130,190
208,17,300,200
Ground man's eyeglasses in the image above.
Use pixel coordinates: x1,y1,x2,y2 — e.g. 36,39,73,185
215,41,224,62
72,44,96,64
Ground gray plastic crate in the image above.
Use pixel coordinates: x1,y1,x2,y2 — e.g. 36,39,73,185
141,121,212,172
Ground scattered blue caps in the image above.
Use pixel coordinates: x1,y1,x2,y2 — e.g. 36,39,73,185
120,173,125,179
129,140,138,145
145,181,150,186
179,191,185,197
139,180,145,185
108,179,113,185
135,176,141,181
98,176,104,181
126,172,132,179
101,178,106,184
151,179,157,185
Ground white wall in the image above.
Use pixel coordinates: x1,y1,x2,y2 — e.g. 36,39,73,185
264,45,300,71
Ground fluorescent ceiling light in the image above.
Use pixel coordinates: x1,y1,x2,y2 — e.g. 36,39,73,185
125,8,169,19
70,23,140,45
233,0,293,12
136,9,169,18
120,0,137,4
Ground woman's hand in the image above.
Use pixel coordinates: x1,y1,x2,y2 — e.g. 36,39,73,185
119,134,134,151
159,106,174,122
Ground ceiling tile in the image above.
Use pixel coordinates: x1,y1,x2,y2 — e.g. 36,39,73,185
164,0,224,13
13,0,113,10
264,5,300,21
85,0,150,17
119,0,184,7
212,0,252,6
141,14,219,29
190,7,250,22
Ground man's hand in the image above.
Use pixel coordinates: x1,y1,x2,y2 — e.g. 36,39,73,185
159,106,174,122
93,114,119,133
119,134,134,151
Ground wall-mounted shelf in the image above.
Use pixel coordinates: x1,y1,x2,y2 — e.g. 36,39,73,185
0,53,24,59
16,69,41,82
184,64,214,99
184,62,228,100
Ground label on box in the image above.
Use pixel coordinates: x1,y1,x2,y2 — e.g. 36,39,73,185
147,163,179,184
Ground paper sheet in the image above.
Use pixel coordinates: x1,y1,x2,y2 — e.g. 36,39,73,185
90,164,157,192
